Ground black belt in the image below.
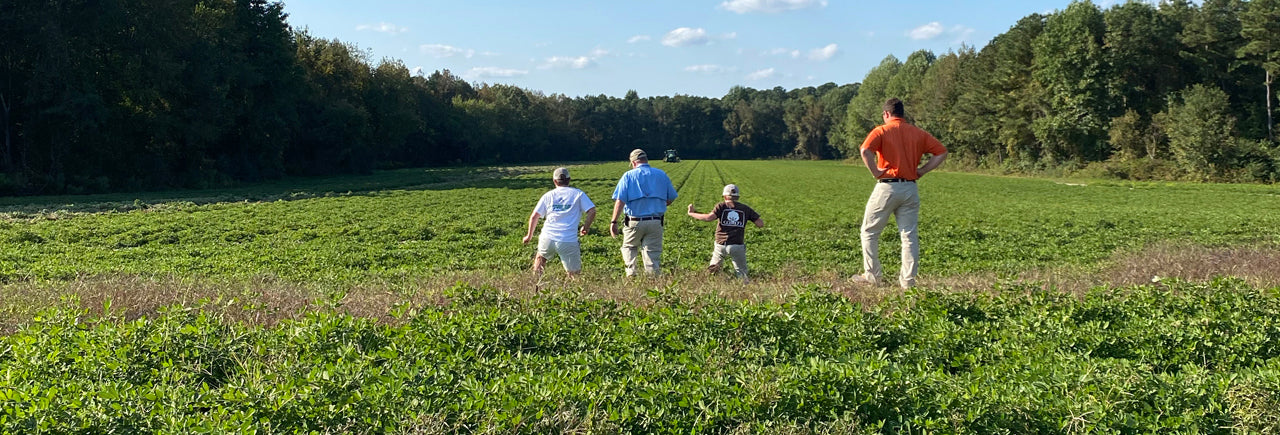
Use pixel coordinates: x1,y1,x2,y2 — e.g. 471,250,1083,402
879,178,915,183
627,215,663,221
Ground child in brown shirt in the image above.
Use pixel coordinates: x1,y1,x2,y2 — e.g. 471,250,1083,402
686,184,765,283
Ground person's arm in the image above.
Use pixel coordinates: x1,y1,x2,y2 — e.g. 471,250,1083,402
687,204,715,221
522,211,541,244
917,152,948,178
752,217,765,228
860,147,886,179
580,207,597,236
609,199,624,238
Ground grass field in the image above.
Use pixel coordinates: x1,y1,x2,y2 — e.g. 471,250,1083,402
2,161,1280,433
2,160,1278,283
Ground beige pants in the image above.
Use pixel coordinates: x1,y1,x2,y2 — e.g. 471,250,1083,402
621,219,663,276
709,243,748,281
860,182,920,288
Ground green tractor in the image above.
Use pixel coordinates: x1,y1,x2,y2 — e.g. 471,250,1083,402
664,149,680,163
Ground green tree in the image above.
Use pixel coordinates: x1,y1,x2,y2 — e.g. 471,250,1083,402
819,83,857,158
1159,84,1236,180
1108,109,1163,161
366,59,424,168
886,49,936,112
915,48,983,161
1237,0,1280,141
1179,0,1268,139
840,55,901,156
784,94,827,159
291,32,373,174
722,86,789,158
1104,1,1183,118
1032,1,1110,163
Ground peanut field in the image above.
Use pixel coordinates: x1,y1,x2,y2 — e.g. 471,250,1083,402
2,161,1279,433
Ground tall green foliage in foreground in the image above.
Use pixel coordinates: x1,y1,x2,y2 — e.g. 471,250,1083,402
2,280,1279,433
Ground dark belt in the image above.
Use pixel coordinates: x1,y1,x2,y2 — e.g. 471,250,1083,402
627,215,663,222
879,178,915,183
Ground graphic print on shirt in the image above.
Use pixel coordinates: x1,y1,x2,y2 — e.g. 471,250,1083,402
720,209,745,227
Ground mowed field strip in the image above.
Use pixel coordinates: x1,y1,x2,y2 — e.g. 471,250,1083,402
0,160,1278,284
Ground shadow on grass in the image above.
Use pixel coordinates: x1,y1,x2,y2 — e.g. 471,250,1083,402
0,164,595,218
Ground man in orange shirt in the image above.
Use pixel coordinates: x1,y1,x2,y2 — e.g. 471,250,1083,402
854,98,948,289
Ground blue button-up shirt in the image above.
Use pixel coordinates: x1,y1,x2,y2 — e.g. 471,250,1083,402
612,164,677,218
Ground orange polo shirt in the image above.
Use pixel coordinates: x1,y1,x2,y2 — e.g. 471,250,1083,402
860,117,947,181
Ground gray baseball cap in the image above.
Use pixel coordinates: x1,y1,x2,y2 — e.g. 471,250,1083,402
553,167,570,180
629,149,647,162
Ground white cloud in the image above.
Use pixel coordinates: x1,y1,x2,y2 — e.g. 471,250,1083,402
720,0,827,14
541,56,595,70
662,27,709,47
685,64,736,74
949,25,977,43
746,68,776,80
627,35,651,43
908,22,945,40
410,66,425,76
908,22,976,43
807,43,839,61
421,44,475,58
465,67,529,79
356,22,408,34
589,48,611,57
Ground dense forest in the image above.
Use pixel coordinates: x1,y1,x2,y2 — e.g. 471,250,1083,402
1,0,1277,194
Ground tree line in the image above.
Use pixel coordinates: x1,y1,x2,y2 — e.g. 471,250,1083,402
1,0,1277,195
880,0,1280,182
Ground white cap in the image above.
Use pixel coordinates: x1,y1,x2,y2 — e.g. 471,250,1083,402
553,167,570,180
722,184,739,197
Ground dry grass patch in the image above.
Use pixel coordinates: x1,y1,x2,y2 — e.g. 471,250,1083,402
5,242,1278,333
926,242,1280,294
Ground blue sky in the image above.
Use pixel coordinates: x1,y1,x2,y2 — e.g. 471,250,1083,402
282,0,1124,98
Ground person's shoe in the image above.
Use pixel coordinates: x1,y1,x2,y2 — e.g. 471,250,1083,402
850,274,879,285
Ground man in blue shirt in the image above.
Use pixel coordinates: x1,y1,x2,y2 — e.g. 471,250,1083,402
609,149,678,276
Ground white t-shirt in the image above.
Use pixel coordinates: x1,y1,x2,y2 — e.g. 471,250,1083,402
534,186,595,243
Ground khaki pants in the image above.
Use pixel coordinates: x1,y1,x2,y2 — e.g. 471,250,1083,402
709,243,748,282
621,219,663,276
860,182,920,288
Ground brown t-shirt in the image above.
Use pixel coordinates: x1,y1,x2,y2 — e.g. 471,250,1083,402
712,202,760,245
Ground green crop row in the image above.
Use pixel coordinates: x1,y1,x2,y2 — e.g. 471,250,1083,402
2,279,1278,433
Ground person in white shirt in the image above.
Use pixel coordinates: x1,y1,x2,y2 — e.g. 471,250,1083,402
522,167,597,276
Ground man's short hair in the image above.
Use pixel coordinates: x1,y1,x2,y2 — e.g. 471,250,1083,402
883,98,904,117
